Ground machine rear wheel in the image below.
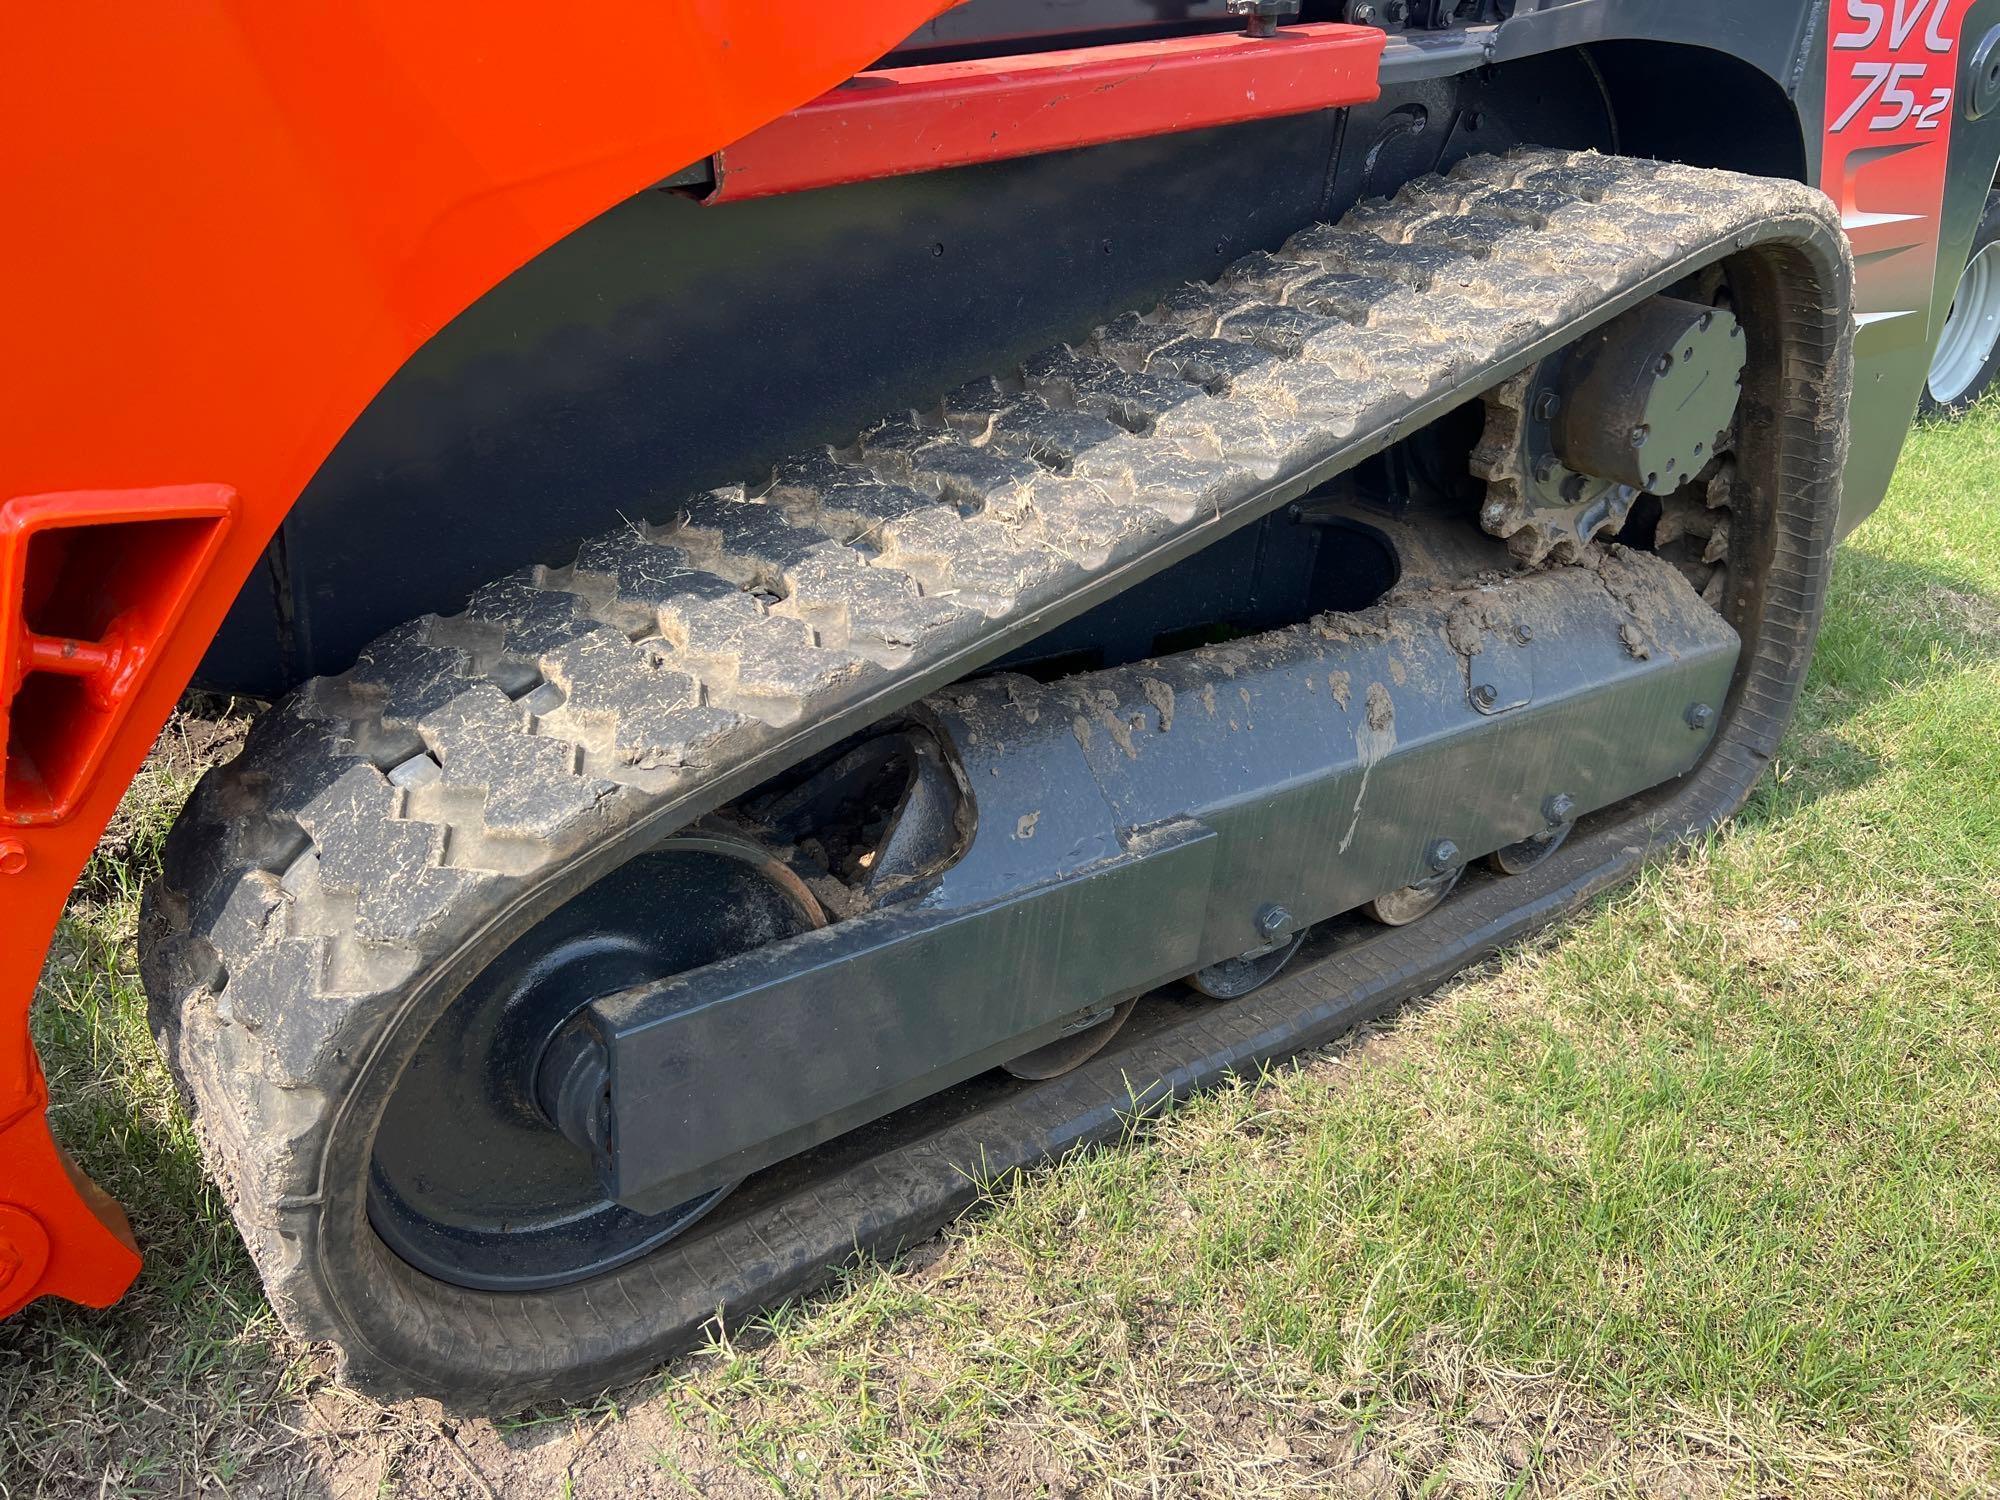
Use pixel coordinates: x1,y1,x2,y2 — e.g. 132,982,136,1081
1922,191,2000,418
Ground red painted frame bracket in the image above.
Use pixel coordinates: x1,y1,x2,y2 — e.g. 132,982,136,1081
709,22,1385,203
0,485,235,1321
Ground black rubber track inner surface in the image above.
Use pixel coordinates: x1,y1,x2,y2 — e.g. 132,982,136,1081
141,148,1851,1407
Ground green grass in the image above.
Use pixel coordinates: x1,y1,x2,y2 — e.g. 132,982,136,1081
3,405,1999,1497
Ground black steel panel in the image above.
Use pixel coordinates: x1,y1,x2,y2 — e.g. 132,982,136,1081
592,538,1739,1213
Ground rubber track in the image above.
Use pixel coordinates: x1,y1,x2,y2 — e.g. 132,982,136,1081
140,148,1843,1399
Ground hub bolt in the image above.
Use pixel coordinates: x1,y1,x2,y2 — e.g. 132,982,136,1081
1255,903,1295,941
1543,792,1576,826
1685,702,1715,731
1533,390,1560,421
1427,839,1460,872
1533,454,1560,484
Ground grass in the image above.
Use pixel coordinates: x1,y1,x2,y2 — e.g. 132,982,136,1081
3,402,1999,1497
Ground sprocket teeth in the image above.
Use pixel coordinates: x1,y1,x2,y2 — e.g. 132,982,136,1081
1472,361,1631,566
1702,519,1730,565
1701,564,1729,609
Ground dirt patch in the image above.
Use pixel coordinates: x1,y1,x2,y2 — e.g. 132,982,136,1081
1365,681,1394,731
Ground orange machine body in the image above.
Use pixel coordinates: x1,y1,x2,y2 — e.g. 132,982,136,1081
0,0,959,1321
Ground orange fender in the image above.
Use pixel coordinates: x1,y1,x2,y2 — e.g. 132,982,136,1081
0,0,956,1320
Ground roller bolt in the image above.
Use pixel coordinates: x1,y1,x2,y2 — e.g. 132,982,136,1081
1543,792,1576,826
1685,702,1715,732
0,840,25,877
1230,0,1302,34
1427,839,1460,872
1255,902,1295,941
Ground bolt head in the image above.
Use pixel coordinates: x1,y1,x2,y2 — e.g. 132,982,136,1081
1428,839,1460,871
1532,454,1560,484
1543,792,1576,826
1532,390,1560,422
1685,702,1715,731
1470,682,1498,709
1629,424,1650,449
1514,623,1534,645
0,840,25,877
1654,352,1674,375
1255,902,1294,941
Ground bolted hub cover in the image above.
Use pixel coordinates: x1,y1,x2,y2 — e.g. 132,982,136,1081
1553,294,1744,497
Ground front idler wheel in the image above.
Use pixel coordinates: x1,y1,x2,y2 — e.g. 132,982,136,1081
366,831,822,1293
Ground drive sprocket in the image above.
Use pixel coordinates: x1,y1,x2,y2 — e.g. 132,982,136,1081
1471,363,1641,565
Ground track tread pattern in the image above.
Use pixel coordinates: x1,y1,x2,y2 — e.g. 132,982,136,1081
137,148,1839,1400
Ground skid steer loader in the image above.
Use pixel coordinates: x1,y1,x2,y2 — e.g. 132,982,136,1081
3,0,1998,1406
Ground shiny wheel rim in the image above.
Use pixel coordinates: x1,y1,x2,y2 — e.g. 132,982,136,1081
1930,242,2000,406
